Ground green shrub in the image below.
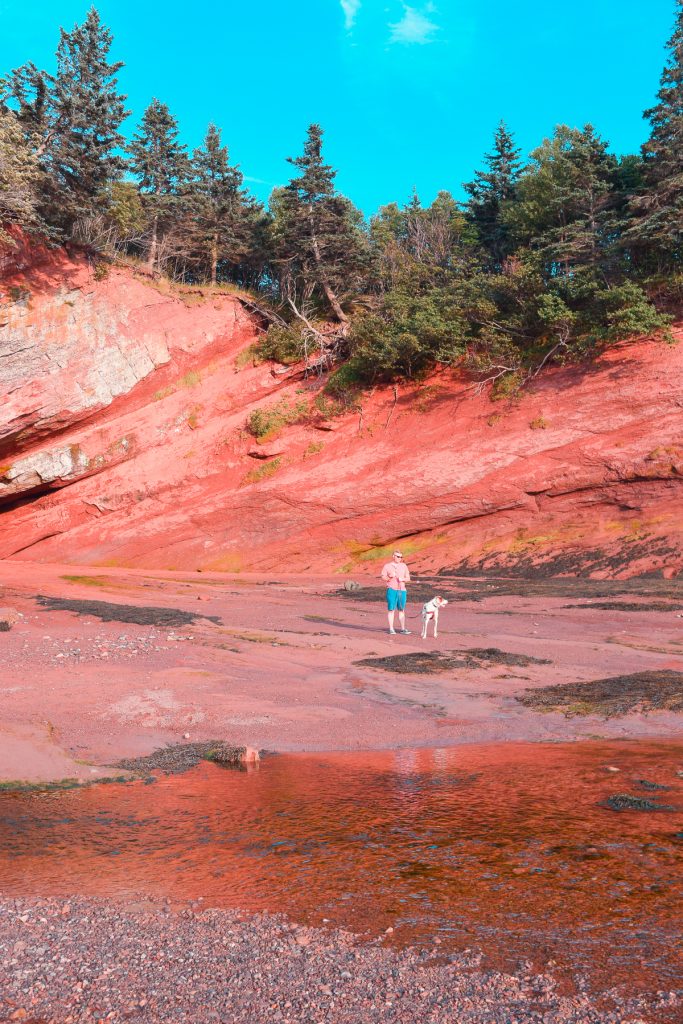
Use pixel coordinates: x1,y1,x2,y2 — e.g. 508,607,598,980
256,325,305,365
93,261,110,281
491,369,525,402
347,286,468,383
242,457,282,485
246,398,309,441
234,343,263,371
303,441,324,458
323,360,366,405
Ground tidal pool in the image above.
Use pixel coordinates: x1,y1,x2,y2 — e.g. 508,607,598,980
1,741,681,1000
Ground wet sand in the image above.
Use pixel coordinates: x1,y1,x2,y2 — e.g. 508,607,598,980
1,562,682,783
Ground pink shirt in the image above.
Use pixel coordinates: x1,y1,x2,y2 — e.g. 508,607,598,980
381,560,411,591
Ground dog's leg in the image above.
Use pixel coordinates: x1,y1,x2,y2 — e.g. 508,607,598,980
433,609,439,638
421,613,427,639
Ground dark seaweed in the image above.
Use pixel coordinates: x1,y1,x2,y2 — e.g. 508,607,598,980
517,670,683,717
35,595,221,627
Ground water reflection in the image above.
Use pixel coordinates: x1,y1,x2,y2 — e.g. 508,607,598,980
0,741,681,996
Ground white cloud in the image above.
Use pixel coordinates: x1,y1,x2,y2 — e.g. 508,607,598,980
243,175,279,187
389,4,439,45
340,0,362,30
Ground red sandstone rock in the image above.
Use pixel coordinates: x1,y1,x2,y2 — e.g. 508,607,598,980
0,606,20,626
1,241,682,577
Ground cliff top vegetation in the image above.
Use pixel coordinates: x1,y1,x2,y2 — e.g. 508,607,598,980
2,3,683,395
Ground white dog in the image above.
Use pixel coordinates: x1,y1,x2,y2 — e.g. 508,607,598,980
421,596,448,638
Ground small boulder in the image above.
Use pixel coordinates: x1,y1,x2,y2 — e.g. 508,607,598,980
344,580,361,592
0,606,20,631
210,742,244,765
210,742,260,766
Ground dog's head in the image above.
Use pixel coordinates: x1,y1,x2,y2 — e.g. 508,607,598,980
434,596,448,607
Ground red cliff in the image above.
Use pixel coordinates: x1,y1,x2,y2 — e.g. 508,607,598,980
1,243,682,577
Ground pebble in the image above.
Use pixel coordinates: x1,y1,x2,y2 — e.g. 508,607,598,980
2,894,670,1024
2,625,188,666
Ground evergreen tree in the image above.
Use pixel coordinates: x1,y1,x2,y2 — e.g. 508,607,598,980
188,124,260,285
128,99,189,271
274,124,368,325
0,108,47,243
464,121,521,267
1,8,128,229
505,124,615,276
107,180,145,239
0,63,51,147
626,0,683,269
50,9,128,220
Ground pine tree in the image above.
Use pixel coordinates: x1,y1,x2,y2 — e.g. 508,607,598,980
0,63,51,148
275,124,368,325
128,99,189,271
464,121,521,267
1,8,128,229
0,108,47,243
505,124,615,276
188,124,257,285
626,0,683,269
50,8,128,220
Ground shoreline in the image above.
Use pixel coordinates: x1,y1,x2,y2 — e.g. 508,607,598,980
1,895,680,1024
1,732,683,793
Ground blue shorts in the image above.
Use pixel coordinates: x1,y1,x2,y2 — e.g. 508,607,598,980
386,588,407,611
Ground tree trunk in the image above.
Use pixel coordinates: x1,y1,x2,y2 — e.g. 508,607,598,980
210,232,218,286
147,212,158,273
307,205,348,327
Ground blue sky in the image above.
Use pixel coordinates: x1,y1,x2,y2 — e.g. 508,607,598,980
0,0,677,215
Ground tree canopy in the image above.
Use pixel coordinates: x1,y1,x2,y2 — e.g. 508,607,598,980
1,3,680,394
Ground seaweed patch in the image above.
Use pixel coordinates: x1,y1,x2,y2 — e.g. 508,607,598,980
356,647,550,675
516,670,683,718
35,595,221,627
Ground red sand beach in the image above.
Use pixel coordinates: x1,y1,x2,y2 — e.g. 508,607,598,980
1,561,682,781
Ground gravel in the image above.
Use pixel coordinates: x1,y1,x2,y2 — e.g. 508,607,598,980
1,896,679,1024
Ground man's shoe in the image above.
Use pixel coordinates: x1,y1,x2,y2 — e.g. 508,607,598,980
389,629,397,634
399,629,411,634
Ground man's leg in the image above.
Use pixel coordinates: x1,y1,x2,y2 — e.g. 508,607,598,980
387,590,397,633
398,593,410,633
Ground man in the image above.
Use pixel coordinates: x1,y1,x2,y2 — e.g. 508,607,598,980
381,550,411,635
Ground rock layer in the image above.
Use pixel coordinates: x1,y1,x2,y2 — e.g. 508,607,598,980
1,242,682,576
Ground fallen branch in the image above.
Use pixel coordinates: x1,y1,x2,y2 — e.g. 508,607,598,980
385,385,398,428
470,365,518,395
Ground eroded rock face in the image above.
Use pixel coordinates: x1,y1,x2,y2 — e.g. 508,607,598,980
1,270,171,459
0,240,682,577
0,244,258,506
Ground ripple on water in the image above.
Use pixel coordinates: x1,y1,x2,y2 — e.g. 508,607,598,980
0,740,681,1000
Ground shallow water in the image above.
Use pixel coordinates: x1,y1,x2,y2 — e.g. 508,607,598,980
1,741,682,998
